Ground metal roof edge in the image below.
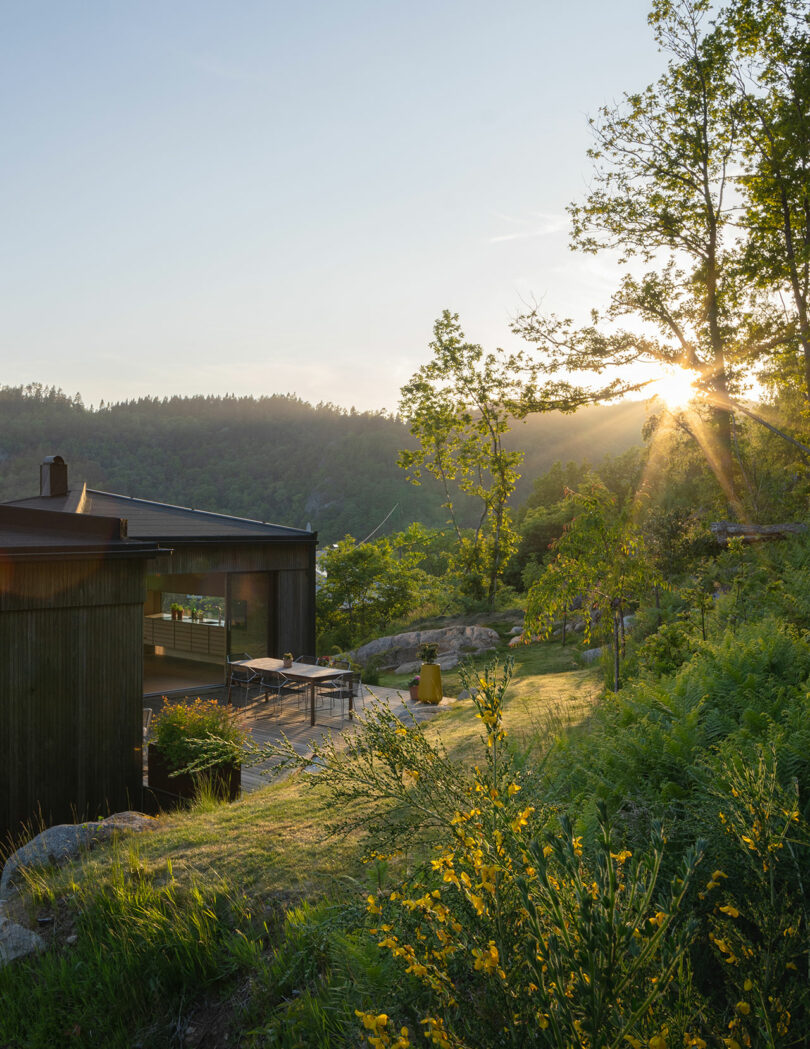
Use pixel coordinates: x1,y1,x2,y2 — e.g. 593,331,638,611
86,489,315,536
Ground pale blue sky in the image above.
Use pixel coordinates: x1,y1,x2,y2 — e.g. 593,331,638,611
2,1,664,410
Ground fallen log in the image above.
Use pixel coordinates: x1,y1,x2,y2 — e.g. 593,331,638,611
710,521,808,545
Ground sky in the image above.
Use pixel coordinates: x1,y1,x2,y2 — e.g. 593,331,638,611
2,1,667,412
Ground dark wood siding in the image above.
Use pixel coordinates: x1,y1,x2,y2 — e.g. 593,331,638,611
1,558,145,841
150,541,313,576
276,569,316,658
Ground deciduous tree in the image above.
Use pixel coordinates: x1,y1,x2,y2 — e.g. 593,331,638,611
525,484,662,690
399,311,530,608
514,0,748,508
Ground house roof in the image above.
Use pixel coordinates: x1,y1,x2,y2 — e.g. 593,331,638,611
0,505,163,561
7,485,316,543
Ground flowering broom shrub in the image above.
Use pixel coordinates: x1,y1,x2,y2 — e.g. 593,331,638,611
266,660,705,1048
699,747,810,1048
354,661,706,1049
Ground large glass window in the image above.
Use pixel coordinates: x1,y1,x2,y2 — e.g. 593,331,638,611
228,573,274,658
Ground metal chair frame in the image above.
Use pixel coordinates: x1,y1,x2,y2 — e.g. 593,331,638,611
227,653,259,706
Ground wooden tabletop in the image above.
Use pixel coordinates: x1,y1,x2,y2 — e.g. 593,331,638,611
239,657,350,682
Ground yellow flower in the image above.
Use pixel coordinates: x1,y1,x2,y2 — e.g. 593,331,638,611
649,1035,668,1049
719,905,740,918
469,894,486,916
472,941,500,974
736,1002,750,1015
743,978,753,992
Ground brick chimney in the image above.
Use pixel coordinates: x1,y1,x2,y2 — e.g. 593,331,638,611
40,455,69,497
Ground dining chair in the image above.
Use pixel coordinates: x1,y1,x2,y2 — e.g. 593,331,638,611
258,670,288,715
316,671,351,718
227,653,258,706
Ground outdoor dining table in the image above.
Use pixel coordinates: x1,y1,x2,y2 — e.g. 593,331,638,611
236,657,353,726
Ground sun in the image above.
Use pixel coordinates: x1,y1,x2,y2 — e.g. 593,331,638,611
650,366,701,411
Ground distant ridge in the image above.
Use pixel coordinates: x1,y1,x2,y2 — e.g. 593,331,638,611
0,386,646,543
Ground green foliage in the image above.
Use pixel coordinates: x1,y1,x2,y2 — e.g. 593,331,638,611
317,530,439,651
419,643,438,664
261,700,470,858
727,0,810,404
509,450,645,590
399,312,530,609
627,621,695,680
542,616,810,829
344,661,704,1049
151,698,247,774
696,747,810,1046
244,901,423,1049
526,483,663,689
0,853,260,1048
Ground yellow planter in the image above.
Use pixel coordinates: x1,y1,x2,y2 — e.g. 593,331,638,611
417,663,442,705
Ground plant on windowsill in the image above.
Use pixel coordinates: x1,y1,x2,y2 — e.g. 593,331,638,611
170,602,182,622
147,698,246,803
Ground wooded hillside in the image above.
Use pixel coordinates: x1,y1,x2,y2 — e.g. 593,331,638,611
0,385,645,542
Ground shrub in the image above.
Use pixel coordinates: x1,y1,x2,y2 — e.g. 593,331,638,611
351,661,704,1049
419,643,439,663
151,698,247,774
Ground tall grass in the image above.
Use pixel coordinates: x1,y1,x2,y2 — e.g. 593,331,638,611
0,842,263,1048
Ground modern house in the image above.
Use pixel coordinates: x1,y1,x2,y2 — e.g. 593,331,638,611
7,456,318,695
1,456,318,838
0,503,162,838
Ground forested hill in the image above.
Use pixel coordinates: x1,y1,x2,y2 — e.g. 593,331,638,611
0,386,646,543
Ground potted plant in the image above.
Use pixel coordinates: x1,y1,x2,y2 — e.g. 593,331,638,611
170,602,182,622
147,698,245,803
408,674,420,702
282,651,294,668
417,641,442,705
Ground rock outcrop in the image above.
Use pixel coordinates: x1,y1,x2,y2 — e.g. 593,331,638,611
0,916,44,966
351,625,500,674
1,811,158,899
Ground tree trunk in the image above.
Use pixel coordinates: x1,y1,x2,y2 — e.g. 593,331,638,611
612,612,621,692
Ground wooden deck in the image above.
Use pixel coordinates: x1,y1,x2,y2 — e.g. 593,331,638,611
143,684,456,795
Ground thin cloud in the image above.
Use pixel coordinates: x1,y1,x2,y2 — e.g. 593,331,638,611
489,211,568,244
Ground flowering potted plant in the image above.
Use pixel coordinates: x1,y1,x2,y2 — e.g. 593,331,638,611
147,698,245,802
408,674,420,702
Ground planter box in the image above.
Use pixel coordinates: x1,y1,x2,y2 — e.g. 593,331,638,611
147,743,241,802
417,663,442,705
